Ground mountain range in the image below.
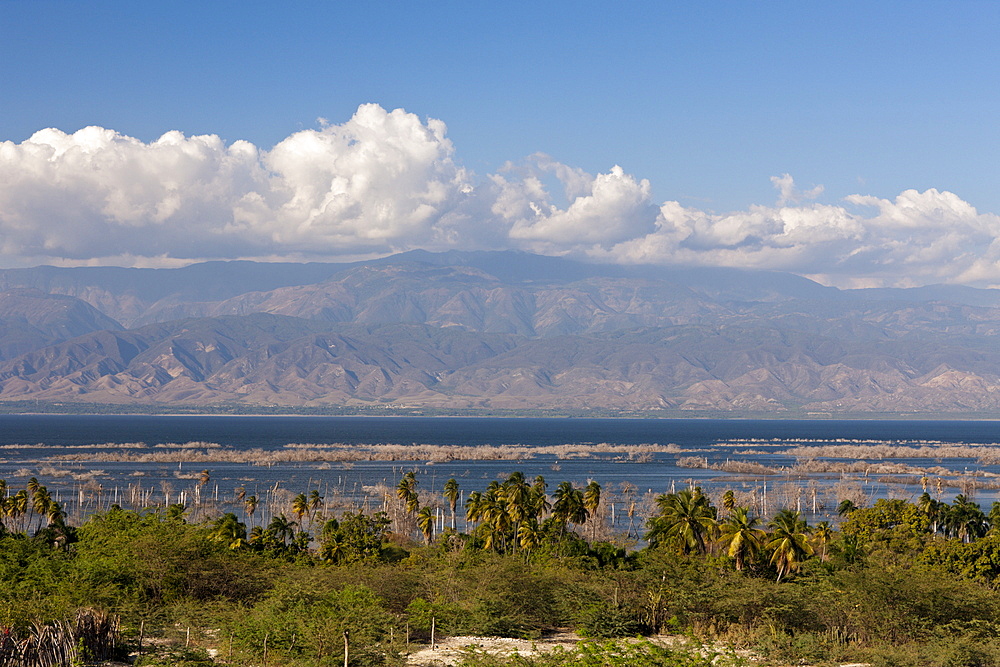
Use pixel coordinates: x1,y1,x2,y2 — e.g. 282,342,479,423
0,250,998,415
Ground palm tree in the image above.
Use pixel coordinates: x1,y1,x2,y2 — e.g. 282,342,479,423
406,487,420,514
211,512,248,550
837,499,858,517
308,489,324,523
31,486,52,534
26,478,40,527
481,481,510,552
918,492,943,534
717,506,765,571
267,514,297,546
646,487,717,555
9,490,27,534
319,519,344,563
292,493,310,527
988,501,1000,535
583,481,602,541
811,521,834,561
466,484,511,552
466,491,484,530
722,490,736,517
503,472,532,549
245,495,259,527
248,525,266,548
45,500,67,528
443,478,460,531
552,482,588,533
397,472,419,514
531,476,551,518
42,501,69,549
518,518,543,556
416,506,435,545
946,495,988,543
766,509,814,582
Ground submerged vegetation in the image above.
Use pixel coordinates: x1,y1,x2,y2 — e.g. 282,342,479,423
7,465,1000,666
42,440,681,464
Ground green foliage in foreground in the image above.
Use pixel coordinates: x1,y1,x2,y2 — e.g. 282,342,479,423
230,583,398,666
14,486,1000,665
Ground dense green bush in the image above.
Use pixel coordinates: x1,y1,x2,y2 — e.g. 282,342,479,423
229,581,399,666
0,534,74,628
8,483,1000,664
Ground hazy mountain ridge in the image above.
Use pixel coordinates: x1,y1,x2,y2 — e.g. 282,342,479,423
0,251,998,413
0,261,348,327
0,251,843,328
140,266,731,337
0,289,124,359
0,314,521,405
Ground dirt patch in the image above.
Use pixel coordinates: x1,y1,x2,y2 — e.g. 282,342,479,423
402,633,735,666
403,634,862,667
406,632,581,666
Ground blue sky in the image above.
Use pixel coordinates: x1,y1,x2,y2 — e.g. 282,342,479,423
1,1,999,287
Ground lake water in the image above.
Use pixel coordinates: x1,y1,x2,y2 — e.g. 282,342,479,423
4,414,1000,448
2,415,999,531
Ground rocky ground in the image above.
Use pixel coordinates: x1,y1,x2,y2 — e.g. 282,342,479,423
403,633,872,667
405,632,582,665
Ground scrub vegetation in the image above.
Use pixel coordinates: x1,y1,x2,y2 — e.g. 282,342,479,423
5,471,1000,666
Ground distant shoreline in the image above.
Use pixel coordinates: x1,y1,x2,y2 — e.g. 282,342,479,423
1,404,999,421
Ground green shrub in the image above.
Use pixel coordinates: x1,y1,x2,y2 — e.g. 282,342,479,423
134,645,215,667
575,604,643,638
230,582,397,666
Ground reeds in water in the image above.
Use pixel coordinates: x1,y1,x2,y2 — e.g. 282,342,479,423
49,441,685,464
675,456,780,475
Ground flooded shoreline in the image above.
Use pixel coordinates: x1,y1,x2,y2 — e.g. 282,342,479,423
2,417,999,533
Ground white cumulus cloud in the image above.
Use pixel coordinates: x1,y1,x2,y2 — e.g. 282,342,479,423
770,173,824,205
0,104,477,262
1,104,999,287
0,125,266,259
259,104,472,249
592,183,1000,288
499,157,659,251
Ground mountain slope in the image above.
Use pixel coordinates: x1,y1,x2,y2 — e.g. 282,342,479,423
0,314,998,412
0,262,347,327
0,289,123,360
0,251,846,328
0,251,999,413
0,314,519,406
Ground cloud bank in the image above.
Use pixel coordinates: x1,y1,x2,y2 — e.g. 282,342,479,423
1,104,998,287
